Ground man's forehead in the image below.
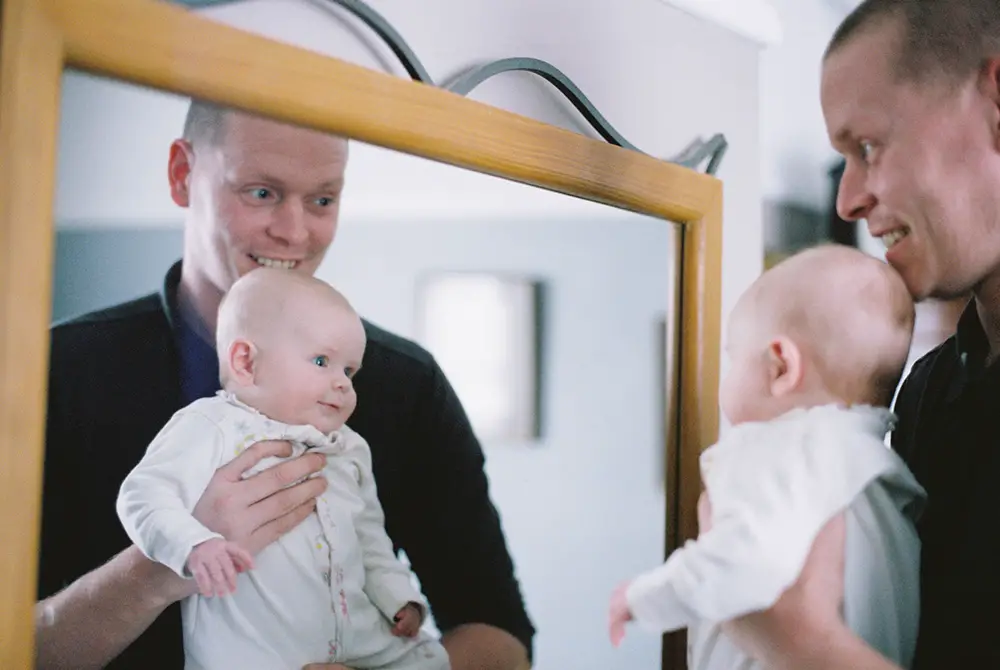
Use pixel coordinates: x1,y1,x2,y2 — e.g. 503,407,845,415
220,113,348,164
821,35,898,143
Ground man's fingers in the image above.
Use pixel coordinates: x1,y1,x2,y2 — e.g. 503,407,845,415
240,452,327,506
247,499,318,553
219,440,295,484
796,512,847,609
810,512,846,562
697,491,713,535
247,475,326,530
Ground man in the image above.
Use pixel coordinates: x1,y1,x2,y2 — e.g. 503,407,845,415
35,101,534,669
714,1,1000,668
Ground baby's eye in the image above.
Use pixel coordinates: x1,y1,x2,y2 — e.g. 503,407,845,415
344,367,356,378
312,355,329,367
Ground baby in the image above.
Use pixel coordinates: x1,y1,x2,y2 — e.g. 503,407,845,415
116,268,450,670
607,244,926,669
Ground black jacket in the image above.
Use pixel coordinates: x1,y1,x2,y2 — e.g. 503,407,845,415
39,261,534,668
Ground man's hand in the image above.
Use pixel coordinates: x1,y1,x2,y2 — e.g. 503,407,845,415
608,580,633,647
192,439,328,555
391,603,422,637
722,512,849,669
186,538,254,597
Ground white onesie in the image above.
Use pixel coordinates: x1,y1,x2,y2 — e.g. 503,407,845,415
117,391,450,670
625,404,926,669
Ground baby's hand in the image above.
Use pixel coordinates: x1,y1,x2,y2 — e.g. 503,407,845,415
608,580,634,647
391,602,422,637
186,538,254,597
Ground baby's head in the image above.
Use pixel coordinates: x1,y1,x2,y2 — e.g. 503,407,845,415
720,244,915,426
215,268,366,434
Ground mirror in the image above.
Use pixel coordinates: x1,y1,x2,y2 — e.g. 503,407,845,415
50,69,683,669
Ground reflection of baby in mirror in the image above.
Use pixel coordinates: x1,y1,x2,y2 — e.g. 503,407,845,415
116,268,450,670
607,244,926,669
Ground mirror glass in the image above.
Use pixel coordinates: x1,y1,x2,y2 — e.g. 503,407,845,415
49,68,682,669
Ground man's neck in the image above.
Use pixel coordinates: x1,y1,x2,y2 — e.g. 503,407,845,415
178,264,223,344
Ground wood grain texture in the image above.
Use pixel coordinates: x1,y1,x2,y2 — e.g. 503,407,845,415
0,0,62,667
1,0,725,667
663,196,723,670
42,0,720,224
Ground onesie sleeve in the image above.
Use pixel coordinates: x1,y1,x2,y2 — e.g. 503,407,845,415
346,429,426,622
626,423,899,633
115,409,229,578
625,501,814,632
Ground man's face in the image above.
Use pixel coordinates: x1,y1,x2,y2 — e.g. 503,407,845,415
821,21,1000,301
170,112,349,295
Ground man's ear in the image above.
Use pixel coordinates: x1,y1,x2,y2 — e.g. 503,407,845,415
767,335,803,397
980,56,1000,151
168,139,195,208
227,339,258,385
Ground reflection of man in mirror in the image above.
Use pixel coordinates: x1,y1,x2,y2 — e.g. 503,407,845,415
35,100,534,670
710,1,1000,669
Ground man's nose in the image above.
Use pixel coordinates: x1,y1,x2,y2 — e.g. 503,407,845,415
835,163,876,222
267,200,309,245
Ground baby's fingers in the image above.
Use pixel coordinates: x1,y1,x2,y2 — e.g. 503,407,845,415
191,561,214,598
218,554,239,594
228,543,255,574
206,557,230,597
609,619,626,647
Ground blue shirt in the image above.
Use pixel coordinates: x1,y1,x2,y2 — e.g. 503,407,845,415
176,306,221,406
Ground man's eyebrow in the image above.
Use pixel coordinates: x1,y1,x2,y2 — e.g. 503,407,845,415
316,178,345,191
832,126,854,146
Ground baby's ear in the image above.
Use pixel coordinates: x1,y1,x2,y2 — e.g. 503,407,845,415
767,335,803,397
227,338,258,384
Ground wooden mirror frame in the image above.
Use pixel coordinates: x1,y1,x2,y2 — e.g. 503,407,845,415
0,0,722,666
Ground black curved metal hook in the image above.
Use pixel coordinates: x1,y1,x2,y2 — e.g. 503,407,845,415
174,0,728,175
445,57,728,173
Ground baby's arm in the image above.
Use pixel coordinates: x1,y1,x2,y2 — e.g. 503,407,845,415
624,505,808,633
343,431,427,625
116,410,238,580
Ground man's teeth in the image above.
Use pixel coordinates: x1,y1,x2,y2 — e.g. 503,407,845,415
881,229,908,249
253,256,298,269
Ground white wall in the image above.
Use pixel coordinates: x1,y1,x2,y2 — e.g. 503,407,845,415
53,1,767,667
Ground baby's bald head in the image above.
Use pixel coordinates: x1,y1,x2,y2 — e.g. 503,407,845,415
216,268,357,385
736,244,914,407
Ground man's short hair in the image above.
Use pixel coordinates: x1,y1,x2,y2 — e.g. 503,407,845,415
826,0,1000,85
182,99,228,148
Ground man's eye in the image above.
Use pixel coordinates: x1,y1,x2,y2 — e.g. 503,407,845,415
249,187,273,200
313,355,329,367
860,140,874,161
